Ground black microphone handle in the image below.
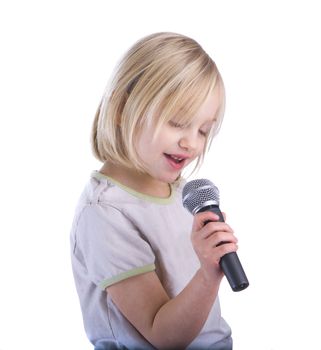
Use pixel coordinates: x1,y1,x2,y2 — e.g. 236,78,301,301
198,205,249,292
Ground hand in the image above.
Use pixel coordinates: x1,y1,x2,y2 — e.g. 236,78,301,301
191,211,238,282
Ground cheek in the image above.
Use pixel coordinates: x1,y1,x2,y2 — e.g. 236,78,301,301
196,137,207,153
135,129,152,152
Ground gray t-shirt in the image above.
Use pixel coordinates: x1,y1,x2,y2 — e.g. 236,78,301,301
70,171,232,349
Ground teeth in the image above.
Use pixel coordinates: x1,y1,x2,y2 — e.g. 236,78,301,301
169,155,183,163
165,154,185,163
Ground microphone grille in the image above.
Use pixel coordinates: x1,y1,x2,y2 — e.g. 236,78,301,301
182,179,220,214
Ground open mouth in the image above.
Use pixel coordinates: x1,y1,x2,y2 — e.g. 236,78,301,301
164,154,185,164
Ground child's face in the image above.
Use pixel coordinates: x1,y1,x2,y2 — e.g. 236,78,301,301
135,85,221,184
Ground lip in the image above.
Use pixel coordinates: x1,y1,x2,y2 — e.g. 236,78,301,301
164,153,190,170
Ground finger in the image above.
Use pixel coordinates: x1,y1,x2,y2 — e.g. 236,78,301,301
205,231,238,247
199,221,234,239
216,242,238,259
192,211,220,231
196,241,238,265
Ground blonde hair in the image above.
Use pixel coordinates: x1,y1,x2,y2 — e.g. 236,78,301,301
92,32,225,173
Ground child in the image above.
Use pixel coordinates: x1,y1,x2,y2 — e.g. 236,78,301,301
70,32,238,350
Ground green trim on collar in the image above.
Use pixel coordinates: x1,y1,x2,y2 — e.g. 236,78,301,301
92,171,176,204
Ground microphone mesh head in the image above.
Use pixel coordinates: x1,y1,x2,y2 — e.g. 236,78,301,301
182,179,220,214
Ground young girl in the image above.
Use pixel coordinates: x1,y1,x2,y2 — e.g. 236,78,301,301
70,32,238,350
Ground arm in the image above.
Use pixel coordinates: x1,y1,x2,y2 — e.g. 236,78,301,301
107,211,237,349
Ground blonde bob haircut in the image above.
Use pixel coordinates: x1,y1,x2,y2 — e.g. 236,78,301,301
92,32,225,174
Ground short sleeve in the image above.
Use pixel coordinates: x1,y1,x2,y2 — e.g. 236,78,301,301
73,203,156,290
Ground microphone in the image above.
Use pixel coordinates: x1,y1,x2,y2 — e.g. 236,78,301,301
182,179,249,292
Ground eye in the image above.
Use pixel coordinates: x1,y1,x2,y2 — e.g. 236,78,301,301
199,129,208,137
169,120,185,129
199,127,212,137
199,121,215,137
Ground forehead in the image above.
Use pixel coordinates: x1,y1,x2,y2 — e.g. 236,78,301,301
173,82,222,125
142,77,224,137
196,84,221,121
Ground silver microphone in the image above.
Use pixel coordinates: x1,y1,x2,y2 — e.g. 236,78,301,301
182,179,249,292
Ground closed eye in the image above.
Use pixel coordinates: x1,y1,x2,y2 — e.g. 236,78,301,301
169,119,212,137
169,120,185,129
199,129,208,137
199,121,215,137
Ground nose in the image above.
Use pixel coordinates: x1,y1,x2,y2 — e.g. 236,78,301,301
178,132,199,152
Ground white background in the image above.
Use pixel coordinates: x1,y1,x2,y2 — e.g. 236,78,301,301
0,1,320,349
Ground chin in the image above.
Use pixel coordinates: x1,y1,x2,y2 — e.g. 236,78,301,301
161,173,181,184
149,167,182,184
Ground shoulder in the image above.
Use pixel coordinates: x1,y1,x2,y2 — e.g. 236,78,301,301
87,171,126,205
73,171,135,213
71,172,136,244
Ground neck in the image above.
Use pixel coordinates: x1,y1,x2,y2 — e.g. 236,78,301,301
99,162,171,198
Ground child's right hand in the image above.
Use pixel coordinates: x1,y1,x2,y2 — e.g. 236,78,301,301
191,211,238,283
